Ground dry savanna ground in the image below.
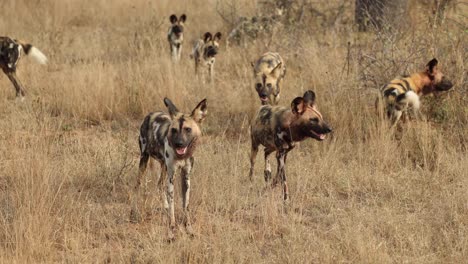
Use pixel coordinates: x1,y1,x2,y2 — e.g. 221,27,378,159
0,0,467,263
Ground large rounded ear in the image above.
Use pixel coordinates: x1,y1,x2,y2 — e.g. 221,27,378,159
164,97,179,118
191,99,208,123
179,14,187,23
203,32,213,42
214,32,222,41
270,62,282,75
302,90,316,107
169,14,178,24
291,97,305,115
426,58,438,76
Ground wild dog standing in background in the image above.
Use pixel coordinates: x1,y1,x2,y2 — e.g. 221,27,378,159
191,32,222,82
168,14,187,61
252,52,286,105
249,90,332,200
133,97,207,240
377,58,453,125
0,36,47,100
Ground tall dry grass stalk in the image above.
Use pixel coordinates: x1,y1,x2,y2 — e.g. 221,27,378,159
0,0,466,262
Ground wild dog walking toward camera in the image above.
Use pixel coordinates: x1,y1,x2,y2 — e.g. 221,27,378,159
377,58,453,125
252,52,286,105
191,32,222,82
168,14,187,61
249,90,332,200
0,36,47,100
133,97,207,240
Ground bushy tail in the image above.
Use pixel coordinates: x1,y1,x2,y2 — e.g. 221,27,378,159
16,41,48,65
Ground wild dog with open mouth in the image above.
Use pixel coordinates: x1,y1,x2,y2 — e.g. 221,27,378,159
190,32,222,82
0,36,47,100
134,97,207,240
377,58,453,125
252,52,286,105
249,90,332,200
168,14,187,61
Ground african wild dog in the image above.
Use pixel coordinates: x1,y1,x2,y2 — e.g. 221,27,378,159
249,90,332,200
0,36,47,100
168,14,187,61
251,52,286,105
377,58,453,125
133,97,207,240
190,32,222,82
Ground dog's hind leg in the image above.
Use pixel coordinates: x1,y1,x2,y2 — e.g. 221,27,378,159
130,153,149,223
6,71,26,99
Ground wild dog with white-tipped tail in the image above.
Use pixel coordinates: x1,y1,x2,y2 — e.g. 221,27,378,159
133,97,207,240
377,58,453,125
0,36,47,100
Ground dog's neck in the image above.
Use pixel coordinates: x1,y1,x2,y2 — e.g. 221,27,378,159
412,72,436,95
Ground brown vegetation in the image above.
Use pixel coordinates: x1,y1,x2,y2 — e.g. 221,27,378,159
0,0,466,262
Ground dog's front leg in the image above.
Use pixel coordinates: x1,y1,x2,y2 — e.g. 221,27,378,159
181,157,194,234
208,63,214,83
165,160,177,240
274,149,289,200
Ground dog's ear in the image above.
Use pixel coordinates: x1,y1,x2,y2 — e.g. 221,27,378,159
191,99,208,123
270,62,282,75
169,14,178,24
426,58,438,76
302,90,316,107
203,32,212,42
213,32,222,41
291,97,305,115
164,98,180,118
179,14,187,23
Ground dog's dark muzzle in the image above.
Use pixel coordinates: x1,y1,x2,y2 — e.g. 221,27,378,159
435,78,453,92
205,47,218,57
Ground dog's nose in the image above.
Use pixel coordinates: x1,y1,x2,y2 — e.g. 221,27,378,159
324,126,332,133
259,92,267,98
174,142,184,148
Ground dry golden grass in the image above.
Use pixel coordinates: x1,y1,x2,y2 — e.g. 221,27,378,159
0,0,467,263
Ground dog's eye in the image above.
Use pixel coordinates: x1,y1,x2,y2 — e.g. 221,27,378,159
310,117,319,123
184,127,192,133
266,83,272,89
171,128,178,134
255,83,262,89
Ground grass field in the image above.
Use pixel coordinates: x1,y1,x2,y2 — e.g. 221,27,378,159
0,0,467,262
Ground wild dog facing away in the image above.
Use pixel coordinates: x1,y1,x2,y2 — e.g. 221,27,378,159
132,97,207,241
168,14,187,61
252,52,286,105
190,32,222,82
377,58,453,125
249,90,332,200
0,36,48,100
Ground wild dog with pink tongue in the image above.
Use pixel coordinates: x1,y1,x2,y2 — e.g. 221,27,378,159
133,97,207,241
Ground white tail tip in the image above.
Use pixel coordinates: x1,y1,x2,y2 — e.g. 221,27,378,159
29,46,48,65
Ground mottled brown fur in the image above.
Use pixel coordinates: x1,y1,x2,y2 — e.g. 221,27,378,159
249,90,332,200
